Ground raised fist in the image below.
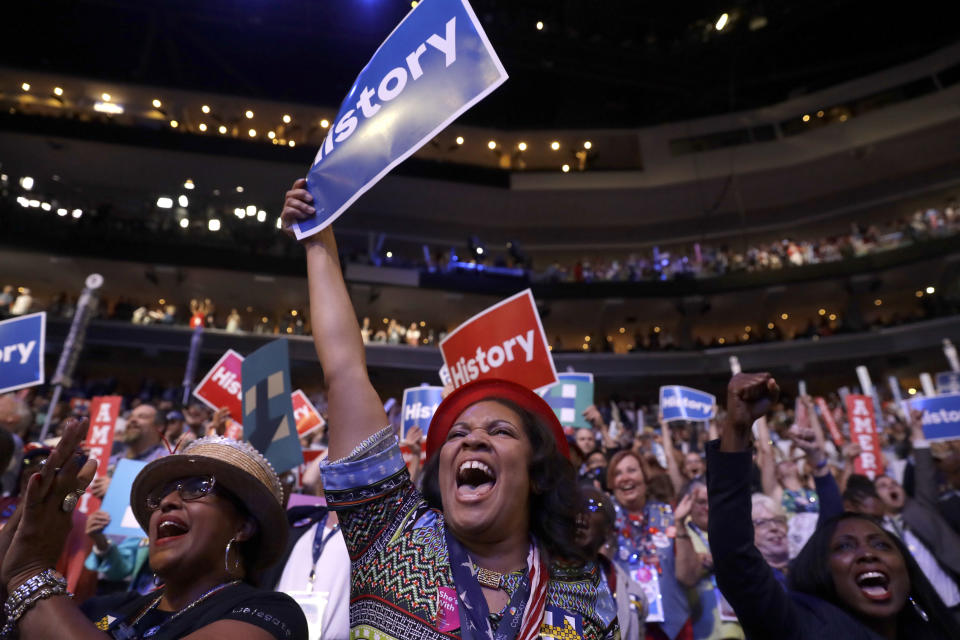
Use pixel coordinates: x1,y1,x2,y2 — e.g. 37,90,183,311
724,373,779,439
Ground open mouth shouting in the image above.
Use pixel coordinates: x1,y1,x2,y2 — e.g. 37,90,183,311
154,514,189,545
855,570,891,602
455,459,497,502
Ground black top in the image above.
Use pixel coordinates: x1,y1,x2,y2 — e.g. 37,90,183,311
705,440,885,640
80,581,308,640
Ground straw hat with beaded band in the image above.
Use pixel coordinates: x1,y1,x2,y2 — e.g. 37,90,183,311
425,378,570,462
129,436,287,571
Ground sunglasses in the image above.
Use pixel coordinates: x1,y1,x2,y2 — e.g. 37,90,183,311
585,498,606,513
146,476,216,510
22,456,49,469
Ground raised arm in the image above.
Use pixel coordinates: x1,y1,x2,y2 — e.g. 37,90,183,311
660,420,686,497
282,179,387,460
710,373,804,639
789,398,842,521
754,416,782,504
909,409,939,509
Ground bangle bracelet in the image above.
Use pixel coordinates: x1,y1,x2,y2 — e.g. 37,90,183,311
1,569,72,638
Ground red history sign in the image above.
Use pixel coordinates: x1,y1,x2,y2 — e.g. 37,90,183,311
78,395,122,514
845,394,885,479
439,289,557,391
292,390,326,438
193,349,244,421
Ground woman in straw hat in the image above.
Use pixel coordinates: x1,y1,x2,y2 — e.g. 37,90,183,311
0,418,308,640
281,182,618,639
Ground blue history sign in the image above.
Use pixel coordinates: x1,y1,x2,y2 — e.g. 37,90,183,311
295,0,507,239
401,385,444,437
659,385,717,423
0,312,45,394
911,393,960,441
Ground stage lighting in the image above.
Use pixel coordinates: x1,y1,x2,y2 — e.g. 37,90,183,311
57,208,67,217
467,235,486,258
487,140,497,150
248,128,257,137
245,110,254,119
202,105,211,114
72,209,82,218
179,218,189,229
320,119,330,128
257,210,266,222
456,136,464,145
561,164,570,172
152,99,162,109
517,142,527,151
268,131,276,139
536,21,543,31
101,93,111,102
53,87,63,97
178,195,189,208
551,141,560,150
21,83,30,92
208,219,221,231
94,101,124,114
19,176,34,190
715,13,729,31
170,120,179,128
156,197,173,209
184,179,195,190
583,141,592,149
282,114,291,123
198,123,207,132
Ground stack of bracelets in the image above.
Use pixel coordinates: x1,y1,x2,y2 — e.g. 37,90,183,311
1,569,73,638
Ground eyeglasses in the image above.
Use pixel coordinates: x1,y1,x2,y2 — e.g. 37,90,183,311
146,476,216,510
753,516,788,529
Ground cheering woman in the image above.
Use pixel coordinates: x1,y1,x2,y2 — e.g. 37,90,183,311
282,179,619,639
0,419,308,639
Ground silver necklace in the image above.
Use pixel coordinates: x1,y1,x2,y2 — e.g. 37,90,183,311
130,579,241,638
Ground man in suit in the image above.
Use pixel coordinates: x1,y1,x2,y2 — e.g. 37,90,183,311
874,411,960,617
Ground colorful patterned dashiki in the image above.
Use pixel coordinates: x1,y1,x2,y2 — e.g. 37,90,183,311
320,428,619,640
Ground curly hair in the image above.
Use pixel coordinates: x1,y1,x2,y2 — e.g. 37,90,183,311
789,512,960,639
420,397,588,566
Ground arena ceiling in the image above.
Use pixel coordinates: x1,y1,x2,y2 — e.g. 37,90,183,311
3,0,959,129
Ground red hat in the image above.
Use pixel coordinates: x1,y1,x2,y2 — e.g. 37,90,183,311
425,378,570,461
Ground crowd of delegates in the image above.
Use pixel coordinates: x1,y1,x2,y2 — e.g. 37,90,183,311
0,181,957,639
536,202,960,284
5,274,954,357
3,367,960,639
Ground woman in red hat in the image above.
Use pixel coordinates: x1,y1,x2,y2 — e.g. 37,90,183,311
282,181,619,640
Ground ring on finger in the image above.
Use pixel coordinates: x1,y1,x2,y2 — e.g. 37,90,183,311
61,492,80,513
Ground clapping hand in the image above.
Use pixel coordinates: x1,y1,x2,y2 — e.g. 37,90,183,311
1,418,98,593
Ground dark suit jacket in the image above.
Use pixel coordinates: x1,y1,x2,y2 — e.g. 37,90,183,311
706,441,885,640
901,446,960,580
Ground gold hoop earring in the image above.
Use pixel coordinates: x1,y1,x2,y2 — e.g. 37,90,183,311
224,536,241,574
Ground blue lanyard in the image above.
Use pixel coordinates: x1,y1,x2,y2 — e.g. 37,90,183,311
307,513,339,588
687,521,709,553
